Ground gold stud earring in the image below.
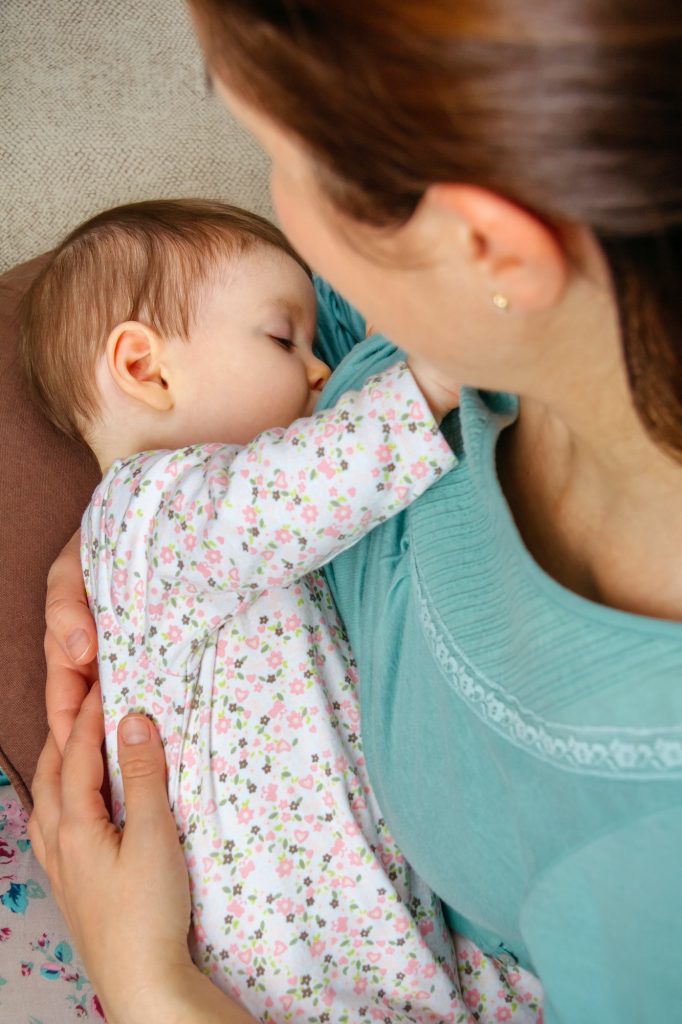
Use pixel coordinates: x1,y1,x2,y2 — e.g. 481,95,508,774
492,293,510,311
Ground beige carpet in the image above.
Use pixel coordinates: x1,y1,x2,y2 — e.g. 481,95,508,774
1,0,274,273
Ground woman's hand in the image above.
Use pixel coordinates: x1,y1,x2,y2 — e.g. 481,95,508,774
29,686,256,1024
407,355,461,424
45,530,99,751
29,684,192,1022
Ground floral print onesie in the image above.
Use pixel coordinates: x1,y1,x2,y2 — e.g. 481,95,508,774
77,363,543,1023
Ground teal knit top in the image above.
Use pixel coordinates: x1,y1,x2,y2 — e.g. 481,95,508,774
314,278,682,1024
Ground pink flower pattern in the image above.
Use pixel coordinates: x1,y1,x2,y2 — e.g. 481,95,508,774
76,364,542,1022
454,934,543,1024
0,791,100,1019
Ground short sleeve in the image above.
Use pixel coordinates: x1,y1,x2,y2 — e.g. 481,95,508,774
520,802,682,1023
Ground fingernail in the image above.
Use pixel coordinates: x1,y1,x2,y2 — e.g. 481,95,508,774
120,716,151,745
66,629,91,662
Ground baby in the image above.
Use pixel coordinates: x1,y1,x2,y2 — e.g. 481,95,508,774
20,200,464,1023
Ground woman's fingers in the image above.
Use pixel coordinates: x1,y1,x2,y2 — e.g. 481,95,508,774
30,696,207,1021
45,530,99,750
116,714,173,840
44,630,94,752
45,530,98,662
113,712,193,977
115,713,191,928
59,682,109,829
29,731,64,871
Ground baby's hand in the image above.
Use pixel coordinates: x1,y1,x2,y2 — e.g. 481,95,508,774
407,356,461,423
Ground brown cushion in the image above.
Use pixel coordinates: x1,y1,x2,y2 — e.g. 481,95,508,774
0,255,100,809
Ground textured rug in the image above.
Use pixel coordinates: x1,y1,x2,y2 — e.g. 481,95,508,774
1,0,274,273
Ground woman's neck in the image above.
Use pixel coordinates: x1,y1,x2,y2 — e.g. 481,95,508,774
497,384,682,621
460,227,682,621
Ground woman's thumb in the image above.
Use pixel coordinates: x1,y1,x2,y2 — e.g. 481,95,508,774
116,715,170,829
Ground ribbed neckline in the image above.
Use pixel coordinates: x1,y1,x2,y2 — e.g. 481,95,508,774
414,387,682,642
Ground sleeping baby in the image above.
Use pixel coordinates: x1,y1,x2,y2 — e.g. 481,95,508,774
20,198,466,1023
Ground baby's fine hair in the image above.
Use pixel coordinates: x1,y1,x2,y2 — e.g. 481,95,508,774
19,198,311,445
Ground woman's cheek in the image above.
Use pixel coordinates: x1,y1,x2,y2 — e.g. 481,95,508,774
270,166,327,270
270,160,393,330
270,167,301,241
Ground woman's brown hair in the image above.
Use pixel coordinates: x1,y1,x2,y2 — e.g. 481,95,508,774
190,0,682,455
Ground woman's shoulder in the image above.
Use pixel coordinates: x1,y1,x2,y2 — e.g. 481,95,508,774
313,276,366,369
314,276,366,373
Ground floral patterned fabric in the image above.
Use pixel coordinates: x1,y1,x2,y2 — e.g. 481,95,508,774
0,788,543,1023
84,364,468,1022
0,787,102,1021
0,365,543,1021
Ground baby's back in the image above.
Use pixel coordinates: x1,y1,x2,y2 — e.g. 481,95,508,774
81,442,465,1023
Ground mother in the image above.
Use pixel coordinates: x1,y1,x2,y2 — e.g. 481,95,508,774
30,2,682,1022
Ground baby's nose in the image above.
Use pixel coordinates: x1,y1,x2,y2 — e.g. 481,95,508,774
308,357,332,392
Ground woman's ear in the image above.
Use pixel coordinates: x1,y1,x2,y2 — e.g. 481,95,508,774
106,321,174,412
423,184,568,312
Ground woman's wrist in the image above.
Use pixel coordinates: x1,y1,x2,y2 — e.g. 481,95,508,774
407,355,461,423
94,959,242,1024
104,960,256,1024
93,958,192,1024
159,964,257,1024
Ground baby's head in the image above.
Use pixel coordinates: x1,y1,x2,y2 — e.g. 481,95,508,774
20,199,330,470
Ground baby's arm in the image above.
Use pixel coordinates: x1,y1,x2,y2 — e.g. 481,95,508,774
154,361,455,594
83,362,457,646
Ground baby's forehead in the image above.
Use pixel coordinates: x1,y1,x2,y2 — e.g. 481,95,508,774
200,243,316,315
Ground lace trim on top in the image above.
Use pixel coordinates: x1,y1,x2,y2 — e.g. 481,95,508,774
418,578,682,780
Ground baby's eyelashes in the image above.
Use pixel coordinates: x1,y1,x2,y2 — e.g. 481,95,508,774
270,335,295,351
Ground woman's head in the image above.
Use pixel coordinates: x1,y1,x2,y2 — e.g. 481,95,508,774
190,0,682,454
20,199,328,464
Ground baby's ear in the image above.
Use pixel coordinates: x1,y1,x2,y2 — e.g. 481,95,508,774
106,321,173,411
